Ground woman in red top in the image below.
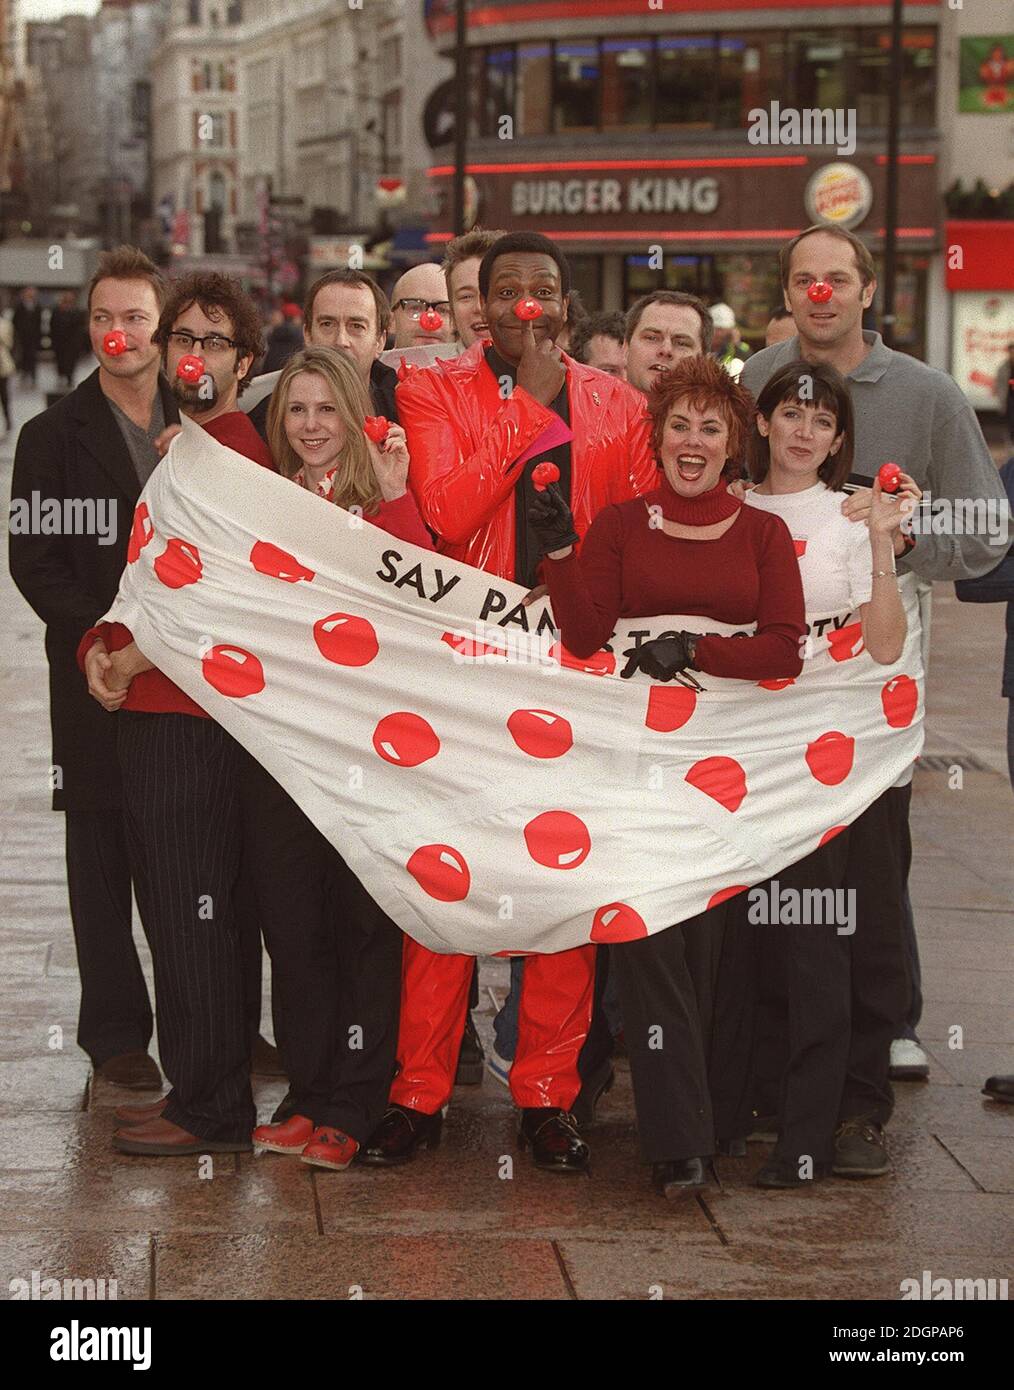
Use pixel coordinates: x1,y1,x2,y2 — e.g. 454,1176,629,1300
248,346,432,1170
533,355,806,1200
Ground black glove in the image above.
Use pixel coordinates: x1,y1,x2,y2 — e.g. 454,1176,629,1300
528,482,580,557
620,633,702,685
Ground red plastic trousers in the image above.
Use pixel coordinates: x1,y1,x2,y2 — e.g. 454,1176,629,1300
390,937,596,1112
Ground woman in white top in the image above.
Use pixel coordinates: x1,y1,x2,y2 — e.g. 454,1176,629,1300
742,359,921,1189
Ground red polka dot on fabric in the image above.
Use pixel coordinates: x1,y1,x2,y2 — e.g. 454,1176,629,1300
507,708,574,759
685,757,747,812
372,712,441,767
549,642,616,677
591,902,648,942
313,612,379,667
153,537,202,589
806,732,855,785
758,678,795,691
706,885,749,910
645,684,696,732
819,825,847,846
126,502,153,564
406,844,470,902
524,810,591,870
881,674,918,729
827,622,864,663
250,540,315,584
201,644,265,698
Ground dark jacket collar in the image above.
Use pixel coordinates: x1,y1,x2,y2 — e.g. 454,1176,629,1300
72,368,180,501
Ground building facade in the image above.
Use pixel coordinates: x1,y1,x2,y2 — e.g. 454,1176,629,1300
424,0,947,361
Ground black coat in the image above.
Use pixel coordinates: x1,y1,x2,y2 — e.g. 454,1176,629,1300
247,357,399,444
8,368,179,810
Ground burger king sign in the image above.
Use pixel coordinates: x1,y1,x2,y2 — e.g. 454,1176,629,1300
805,162,873,231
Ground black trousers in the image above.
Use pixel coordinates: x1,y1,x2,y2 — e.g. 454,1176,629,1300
64,808,153,1067
118,713,254,1142
611,898,756,1163
741,836,852,1168
840,785,911,1126
240,754,403,1143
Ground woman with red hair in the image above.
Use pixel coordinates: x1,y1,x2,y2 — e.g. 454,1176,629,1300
531,355,806,1200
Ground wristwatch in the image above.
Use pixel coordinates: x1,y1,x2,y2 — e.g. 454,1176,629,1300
683,632,699,670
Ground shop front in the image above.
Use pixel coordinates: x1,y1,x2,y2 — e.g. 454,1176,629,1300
427,155,939,353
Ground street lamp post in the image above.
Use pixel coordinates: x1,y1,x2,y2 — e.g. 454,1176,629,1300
452,0,467,237
881,0,904,350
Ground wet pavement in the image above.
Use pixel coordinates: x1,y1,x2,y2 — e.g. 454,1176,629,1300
1,367,1011,1300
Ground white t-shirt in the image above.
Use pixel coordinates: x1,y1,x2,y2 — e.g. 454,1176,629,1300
745,481,873,616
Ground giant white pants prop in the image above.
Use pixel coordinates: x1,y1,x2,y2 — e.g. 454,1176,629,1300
104,420,924,955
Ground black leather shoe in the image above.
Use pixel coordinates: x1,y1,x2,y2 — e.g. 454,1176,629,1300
756,1157,831,1189
715,1137,747,1157
570,1061,615,1127
357,1104,442,1166
652,1157,708,1198
518,1108,589,1174
454,1014,485,1087
270,1088,298,1124
95,1050,162,1090
982,1075,1014,1104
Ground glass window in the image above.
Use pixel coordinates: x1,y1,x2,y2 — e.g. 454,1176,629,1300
554,41,599,132
483,47,515,138
601,39,651,130
517,43,551,136
656,36,716,129
716,32,785,129
714,254,782,344
188,0,201,24
788,30,852,111
466,48,482,141
624,255,662,307
567,255,602,311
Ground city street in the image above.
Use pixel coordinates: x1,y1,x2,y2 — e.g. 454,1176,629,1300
1,366,1010,1303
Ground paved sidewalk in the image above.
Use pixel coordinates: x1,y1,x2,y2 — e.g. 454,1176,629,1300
1,369,1011,1300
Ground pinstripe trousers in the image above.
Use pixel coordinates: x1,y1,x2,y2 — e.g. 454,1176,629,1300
118,712,255,1142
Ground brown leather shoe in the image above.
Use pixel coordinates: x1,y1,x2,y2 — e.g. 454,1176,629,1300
96,1051,163,1090
250,1033,286,1078
112,1116,252,1156
113,1096,168,1126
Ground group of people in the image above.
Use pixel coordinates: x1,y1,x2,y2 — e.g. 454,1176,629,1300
8,224,1008,1197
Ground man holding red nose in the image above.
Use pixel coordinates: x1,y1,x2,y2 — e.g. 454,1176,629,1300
361,232,656,1173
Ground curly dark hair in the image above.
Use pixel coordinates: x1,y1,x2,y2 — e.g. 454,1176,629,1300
153,271,264,393
647,354,754,479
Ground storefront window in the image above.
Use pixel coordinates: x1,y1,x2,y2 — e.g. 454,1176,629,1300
872,254,928,360
788,30,852,112
517,43,551,136
567,255,602,312
601,39,652,130
656,37,716,129
715,255,783,345
466,49,482,141
483,47,515,138
716,33,785,129
554,41,600,132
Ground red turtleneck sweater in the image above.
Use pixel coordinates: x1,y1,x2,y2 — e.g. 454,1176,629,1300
545,479,806,680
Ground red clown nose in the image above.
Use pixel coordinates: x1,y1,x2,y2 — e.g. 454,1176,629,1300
514,298,543,321
878,461,902,494
807,281,833,303
363,415,390,443
532,461,560,492
418,308,443,332
176,354,205,383
102,330,127,356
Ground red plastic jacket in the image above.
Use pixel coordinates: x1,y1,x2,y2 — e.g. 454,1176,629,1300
397,340,657,581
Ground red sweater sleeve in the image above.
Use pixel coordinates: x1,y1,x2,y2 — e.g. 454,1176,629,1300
76,621,208,717
370,490,435,551
544,507,625,658
693,517,805,681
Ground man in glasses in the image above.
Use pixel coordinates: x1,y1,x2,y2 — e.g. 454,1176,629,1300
389,263,456,350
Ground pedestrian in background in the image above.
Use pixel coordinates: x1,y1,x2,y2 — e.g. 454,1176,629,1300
50,290,87,389
13,285,43,386
0,308,15,435
260,300,304,373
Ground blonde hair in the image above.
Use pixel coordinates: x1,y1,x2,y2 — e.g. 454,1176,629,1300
267,347,382,516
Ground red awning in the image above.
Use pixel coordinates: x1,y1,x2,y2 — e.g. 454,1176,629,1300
945,222,1014,291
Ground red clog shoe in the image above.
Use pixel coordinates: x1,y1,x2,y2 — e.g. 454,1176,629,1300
300,1126,359,1171
251,1113,315,1155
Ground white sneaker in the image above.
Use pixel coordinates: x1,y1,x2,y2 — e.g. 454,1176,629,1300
889,1038,929,1080
485,1046,511,1087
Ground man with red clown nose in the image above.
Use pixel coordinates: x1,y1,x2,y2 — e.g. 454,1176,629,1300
369,231,657,1173
73,274,282,1156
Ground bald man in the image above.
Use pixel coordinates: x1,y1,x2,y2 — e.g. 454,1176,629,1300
390,263,456,349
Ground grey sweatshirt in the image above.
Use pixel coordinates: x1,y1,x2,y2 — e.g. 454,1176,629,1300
740,331,1009,582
